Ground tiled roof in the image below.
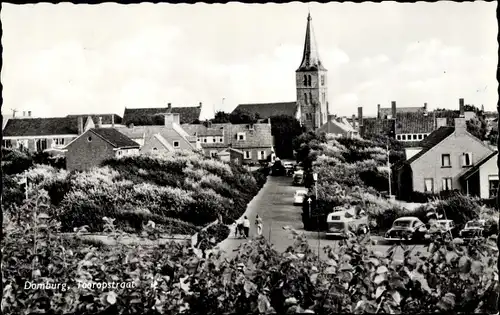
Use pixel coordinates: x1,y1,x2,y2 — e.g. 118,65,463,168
395,112,436,134
3,117,80,137
116,123,195,149
90,128,140,148
212,123,274,149
379,106,425,117
67,114,122,125
404,126,455,165
232,102,297,119
361,118,394,137
181,124,223,137
460,151,498,181
123,106,201,125
318,120,356,134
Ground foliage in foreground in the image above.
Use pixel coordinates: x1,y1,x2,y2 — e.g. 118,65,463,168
2,190,498,315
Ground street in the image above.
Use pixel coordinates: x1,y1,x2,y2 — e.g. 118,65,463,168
217,176,429,261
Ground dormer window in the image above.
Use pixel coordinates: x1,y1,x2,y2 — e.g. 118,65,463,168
237,132,246,141
248,124,254,131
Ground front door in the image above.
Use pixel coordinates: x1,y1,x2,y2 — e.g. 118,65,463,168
36,139,48,152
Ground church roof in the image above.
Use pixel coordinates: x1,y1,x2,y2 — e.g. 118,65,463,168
297,13,326,72
232,102,297,119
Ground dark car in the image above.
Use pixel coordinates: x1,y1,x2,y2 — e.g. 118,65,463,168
292,170,304,186
385,217,428,243
270,160,286,176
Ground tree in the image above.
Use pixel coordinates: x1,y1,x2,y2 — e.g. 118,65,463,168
211,111,231,124
466,117,488,141
488,127,498,145
269,115,303,159
229,109,258,124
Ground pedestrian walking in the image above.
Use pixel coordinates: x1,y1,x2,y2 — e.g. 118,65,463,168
255,214,263,236
234,219,244,238
243,216,250,238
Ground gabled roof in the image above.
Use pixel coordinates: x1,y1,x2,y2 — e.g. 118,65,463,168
405,126,455,165
115,123,195,149
3,117,80,137
232,102,297,119
152,133,175,152
123,106,201,125
361,118,394,136
182,124,224,137
66,114,122,125
90,128,140,149
318,119,356,134
460,151,498,181
395,112,436,134
297,13,326,72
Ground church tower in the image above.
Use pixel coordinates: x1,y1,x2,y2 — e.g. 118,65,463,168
296,13,328,131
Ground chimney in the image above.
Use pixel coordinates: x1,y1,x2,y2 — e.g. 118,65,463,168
96,116,103,128
111,114,115,128
391,101,396,119
459,98,465,117
78,116,84,135
168,103,172,110
28,111,32,117
357,107,363,126
423,103,427,111
377,104,381,119
351,114,356,128
198,102,202,108
454,117,467,135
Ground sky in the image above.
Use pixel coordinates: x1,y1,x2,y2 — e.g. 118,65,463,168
1,2,498,120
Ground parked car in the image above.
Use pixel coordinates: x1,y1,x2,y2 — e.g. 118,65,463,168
293,170,304,186
270,160,286,176
427,219,457,239
385,217,428,243
293,189,308,206
459,220,487,240
326,208,369,239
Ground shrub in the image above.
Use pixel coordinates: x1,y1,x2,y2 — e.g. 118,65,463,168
205,223,230,244
187,190,230,226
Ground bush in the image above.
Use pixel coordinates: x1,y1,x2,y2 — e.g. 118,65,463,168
206,223,230,244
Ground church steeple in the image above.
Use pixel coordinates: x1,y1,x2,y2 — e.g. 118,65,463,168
297,12,326,72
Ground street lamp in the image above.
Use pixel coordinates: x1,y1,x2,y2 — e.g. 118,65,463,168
312,172,320,260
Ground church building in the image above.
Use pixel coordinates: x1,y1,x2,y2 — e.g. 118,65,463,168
232,13,329,131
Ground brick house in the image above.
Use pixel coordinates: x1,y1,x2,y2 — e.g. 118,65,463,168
394,117,494,198
122,103,202,126
460,151,499,199
183,120,275,164
2,115,122,153
117,113,200,154
65,128,140,172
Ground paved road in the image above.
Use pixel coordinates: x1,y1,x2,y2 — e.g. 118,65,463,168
217,176,428,261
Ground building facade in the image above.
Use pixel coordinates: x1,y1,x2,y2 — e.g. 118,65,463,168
460,151,499,199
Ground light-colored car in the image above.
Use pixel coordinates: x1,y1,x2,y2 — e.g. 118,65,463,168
385,217,428,242
459,220,486,240
293,189,308,206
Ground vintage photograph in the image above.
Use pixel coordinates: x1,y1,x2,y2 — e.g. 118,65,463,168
1,1,499,314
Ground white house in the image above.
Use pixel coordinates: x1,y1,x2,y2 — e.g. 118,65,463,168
460,151,499,199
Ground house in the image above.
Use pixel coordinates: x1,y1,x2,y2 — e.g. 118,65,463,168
122,103,202,126
318,115,359,138
217,147,244,165
394,117,494,198
66,114,123,128
65,128,140,171
117,113,200,154
232,102,300,122
460,151,499,199
182,120,275,164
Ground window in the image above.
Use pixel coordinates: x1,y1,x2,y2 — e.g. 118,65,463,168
53,138,65,146
441,154,451,167
321,75,325,86
17,139,28,150
442,177,452,191
117,150,122,156
418,134,423,140
197,138,201,142
219,137,223,143
237,132,246,141
402,135,406,140
173,141,180,148
87,136,92,142
2,140,12,148
152,147,158,151
396,135,401,140
303,75,307,86
210,150,218,158
424,178,434,193
212,137,216,143
424,134,428,138
203,138,207,143
461,152,472,167
309,92,313,104
259,151,266,160
489,176,499,198
412,134,417,140
304,93,308,105
244,151,251,159
322,92,326,103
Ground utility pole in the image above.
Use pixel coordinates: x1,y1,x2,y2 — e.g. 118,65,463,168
386,144,392,197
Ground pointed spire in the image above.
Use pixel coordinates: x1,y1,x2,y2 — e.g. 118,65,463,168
297,12,326,72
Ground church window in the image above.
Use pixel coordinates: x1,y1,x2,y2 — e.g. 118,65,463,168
304,93,308,105
303,75,307,86
307,75,312,87
309,92,313,104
